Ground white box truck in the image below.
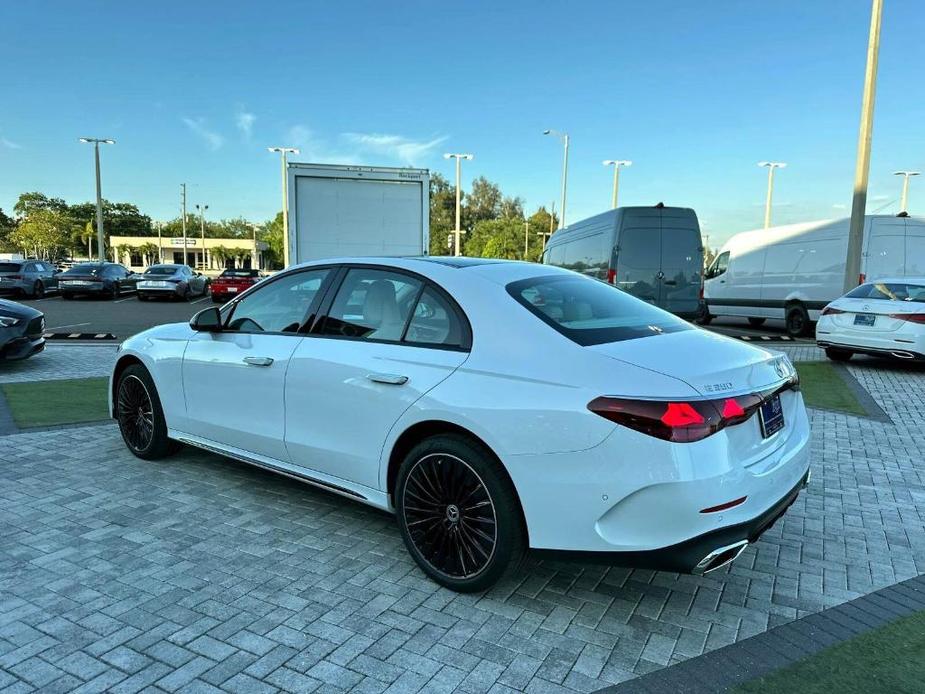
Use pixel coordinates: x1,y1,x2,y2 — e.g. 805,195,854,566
703,213,925,336
287,163,429,264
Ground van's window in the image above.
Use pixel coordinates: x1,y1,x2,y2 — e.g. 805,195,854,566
561,233,608,279
845,282,925,302
544,243,565,266
507,274,692,346
707,251,729,278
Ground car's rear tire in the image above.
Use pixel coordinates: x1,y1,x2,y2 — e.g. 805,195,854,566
747,317,766,327
62,292,73,300
785,304,812,337
395,434,526,592
138,294,148,301
109,283,120,300
825,347,853,362
116,364,179,460
32,281,45,299
211,294,223,303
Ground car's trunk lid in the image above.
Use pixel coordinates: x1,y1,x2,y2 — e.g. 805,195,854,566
827,298,919,333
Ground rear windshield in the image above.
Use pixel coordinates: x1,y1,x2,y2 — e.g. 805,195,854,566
0,263,22,272
62,264,102,275
220,269,259,278
846,282,925,302
145,266,180,275
506,274,693,346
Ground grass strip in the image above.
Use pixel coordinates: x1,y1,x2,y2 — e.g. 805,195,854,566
794,361,867,416
0,377,110,428
735,608,925,693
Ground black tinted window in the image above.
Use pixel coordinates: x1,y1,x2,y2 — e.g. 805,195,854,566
221,269,259,278
0,263,23,272
507,274,692,346
226,268,330,333
321,268,422,342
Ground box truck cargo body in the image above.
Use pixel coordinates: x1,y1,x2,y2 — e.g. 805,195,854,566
703,214,925,336
287,163,429,264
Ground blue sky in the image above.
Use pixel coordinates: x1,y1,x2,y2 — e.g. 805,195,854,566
1,0,924,245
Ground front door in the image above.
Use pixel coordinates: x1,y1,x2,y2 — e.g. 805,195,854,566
181,266,334,461
285,268,469,488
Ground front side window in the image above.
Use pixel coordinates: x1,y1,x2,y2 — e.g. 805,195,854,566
321,268,422,342
845,282,925,302
225,268,330,334
508,274,693,346
707,251,729,279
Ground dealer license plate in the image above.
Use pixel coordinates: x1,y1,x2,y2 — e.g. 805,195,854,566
759,395,785,438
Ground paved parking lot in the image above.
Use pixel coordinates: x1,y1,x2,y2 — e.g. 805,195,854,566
1,346,923,692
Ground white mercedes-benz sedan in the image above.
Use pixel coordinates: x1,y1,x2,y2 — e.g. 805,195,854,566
110,257,811,591
817,278,925,362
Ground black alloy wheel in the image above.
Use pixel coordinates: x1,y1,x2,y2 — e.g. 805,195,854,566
33,281,45,299
115,364,178,460
117,375,155,453
110,282,120,300
396,435,525,592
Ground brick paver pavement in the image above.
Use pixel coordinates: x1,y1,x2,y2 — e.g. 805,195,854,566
0,346,923,692
0,345,119,384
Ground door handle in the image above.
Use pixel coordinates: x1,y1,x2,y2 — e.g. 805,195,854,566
367,373,408,385
243,356,274,367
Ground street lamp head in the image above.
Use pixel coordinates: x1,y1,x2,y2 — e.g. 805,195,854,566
894,171,921,177
603,160,632,167
758,161,786,169
80,137,115,145
444,153,474,160
543,130,551,135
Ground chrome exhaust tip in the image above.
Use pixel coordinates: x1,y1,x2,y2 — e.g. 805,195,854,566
891,351,915,360
693,540,749,575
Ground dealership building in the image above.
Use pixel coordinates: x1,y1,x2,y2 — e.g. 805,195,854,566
108,236,270,273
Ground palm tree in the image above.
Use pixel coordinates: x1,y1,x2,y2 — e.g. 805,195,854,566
138,242,159,267
211,245,230,269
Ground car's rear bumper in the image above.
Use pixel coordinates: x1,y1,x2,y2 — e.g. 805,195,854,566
138,287,183,297
817,340,925,361
533,469,810,573
0,335,45,361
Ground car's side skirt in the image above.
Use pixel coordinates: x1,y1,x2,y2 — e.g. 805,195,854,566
168,429,392,511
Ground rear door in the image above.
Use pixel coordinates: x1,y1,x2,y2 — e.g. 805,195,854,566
659,216,702,316
615,225,661,305
863,216,906,280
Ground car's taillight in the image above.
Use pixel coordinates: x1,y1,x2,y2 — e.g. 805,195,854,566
607,268,616,285
821,306,845,316
588,391,774,443
8,275,22,280
859,273,866,285
889,313,925,324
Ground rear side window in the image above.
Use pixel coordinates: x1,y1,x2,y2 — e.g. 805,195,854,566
0,263,22,272
405,287,465,348
507,274,693,346
845,282,925,302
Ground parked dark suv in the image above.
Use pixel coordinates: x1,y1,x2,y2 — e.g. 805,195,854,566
58,262,139,300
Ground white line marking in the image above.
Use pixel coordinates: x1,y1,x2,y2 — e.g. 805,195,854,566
191,296,210,304
114,296,135,303
47,322,91,331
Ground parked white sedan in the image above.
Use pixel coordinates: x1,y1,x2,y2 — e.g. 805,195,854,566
110,257,810,591
817,278,925,362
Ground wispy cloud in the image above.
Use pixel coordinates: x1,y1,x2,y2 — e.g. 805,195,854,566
870,194,890,202
182,117,224,150
284,125,362,165
1,136,21,150
235,108,255,141
832,203,847,210
343,132,447,164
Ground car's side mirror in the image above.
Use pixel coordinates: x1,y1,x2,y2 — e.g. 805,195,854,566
190,306,223,332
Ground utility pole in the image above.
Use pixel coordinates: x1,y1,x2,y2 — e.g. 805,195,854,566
268,147,300,268
443,153,473,256
543,130,569,228
79,138,114,261
156,221,163,263
523,218,530,259
603,160,632,209
758,162,786,229
894,171,920,213
180,184,188,266
195,203,209,269
844,0,883,292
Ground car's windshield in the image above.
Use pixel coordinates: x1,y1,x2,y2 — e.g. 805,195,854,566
145,266,180,275
507,274,693,346
0,263,22,272
845,282,925,302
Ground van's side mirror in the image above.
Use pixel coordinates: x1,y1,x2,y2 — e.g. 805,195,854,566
190,306,223,332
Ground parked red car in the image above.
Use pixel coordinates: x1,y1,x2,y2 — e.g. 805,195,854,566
210,268,263,303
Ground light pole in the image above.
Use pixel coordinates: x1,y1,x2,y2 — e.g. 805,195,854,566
543,130,569,228
195,204,209,270
758,161,787,229
523,218,530,259
268,147,300,268
79,138,114,261
443,153,473,256
845,0,883,292
894,171,920,213
602,160,632,209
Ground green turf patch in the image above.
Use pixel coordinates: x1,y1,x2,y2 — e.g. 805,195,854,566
0,377,110,428
735,609,925,694
794,361,867,416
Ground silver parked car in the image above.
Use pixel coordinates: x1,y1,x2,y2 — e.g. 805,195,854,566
137,264,209,301
0,260,59,299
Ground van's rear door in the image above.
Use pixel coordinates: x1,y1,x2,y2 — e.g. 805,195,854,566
863,216,906,280
614,221,661,306
659,213,703,317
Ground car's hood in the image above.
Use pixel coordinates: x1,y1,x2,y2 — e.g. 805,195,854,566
587,328,792,397
0,298,41,320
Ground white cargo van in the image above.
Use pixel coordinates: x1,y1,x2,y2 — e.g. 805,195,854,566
287,163,429,264
703,214,925,336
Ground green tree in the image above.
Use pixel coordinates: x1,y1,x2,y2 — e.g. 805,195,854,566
463,176,502,229
259,213,284,269
0,208,15,252
13,192,68,218
465,218,525,259
8,209,71,259
527,206,558,261
138,242,160,265
429,173,457,255
211,245,231,269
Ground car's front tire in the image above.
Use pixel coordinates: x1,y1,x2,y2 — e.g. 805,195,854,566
825,347,853,362
116,364,178,460
395,434,526,592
